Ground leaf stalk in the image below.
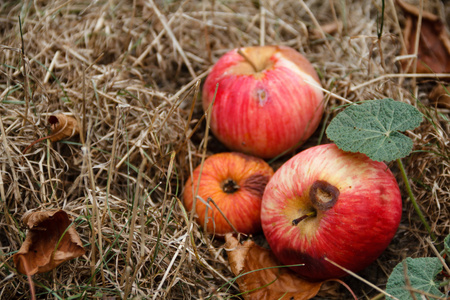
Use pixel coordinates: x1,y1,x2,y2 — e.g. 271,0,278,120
396,158,436,241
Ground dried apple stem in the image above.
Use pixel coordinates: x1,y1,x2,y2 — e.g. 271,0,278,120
292,211,316,226
396,158,436,241
237,48,258,72
222,179,240,194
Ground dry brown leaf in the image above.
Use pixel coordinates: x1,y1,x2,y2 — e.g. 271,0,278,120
13,209,85,275
429,84,450,108
48,114,80,142
23,114,80,154
397,0,450,73
225,234,323,300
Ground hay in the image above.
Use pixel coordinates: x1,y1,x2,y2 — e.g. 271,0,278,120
0,0,448,299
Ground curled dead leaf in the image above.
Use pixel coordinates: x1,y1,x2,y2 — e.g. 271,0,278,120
23,114,80,154
429,84,450,108
396,0,450,73
224,234,322,300
48,114,80,142
13,209,85,275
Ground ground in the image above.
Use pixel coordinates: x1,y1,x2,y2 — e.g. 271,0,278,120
0,0,449,299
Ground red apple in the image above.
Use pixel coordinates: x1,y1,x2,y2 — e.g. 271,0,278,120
183,152,274,236
202,45,324,159
261,144,402,281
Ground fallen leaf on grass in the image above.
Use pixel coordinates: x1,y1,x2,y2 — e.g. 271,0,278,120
47,114,80,142
13,209,85,275
224,234,322,300
429,84,450,108
396,0,450,73
23,114,80,154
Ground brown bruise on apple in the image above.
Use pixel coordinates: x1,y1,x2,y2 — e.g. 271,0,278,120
309,180,340,211
291,180,340,227
243,173,271,198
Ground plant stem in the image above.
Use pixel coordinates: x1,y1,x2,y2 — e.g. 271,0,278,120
369,292,385,300
396,158,436,241
292,211,316,226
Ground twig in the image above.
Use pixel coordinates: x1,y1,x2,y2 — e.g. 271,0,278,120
303,79,352,103
0,116,20,201
152,234,187,300
145,0,197,78
411,0,423,89
102,106,121,218
326,279,357,300
199,196,241,236
19,16,30,134
186,84,218,268
132,8,178,67
82,117,106,286
123,158,147,298
402,259,418,300
426,237,449,274
298,0,336,59
43,50,60,83
259,1,265,46
388,0,407,54
350,73,450,91
324,257,400,300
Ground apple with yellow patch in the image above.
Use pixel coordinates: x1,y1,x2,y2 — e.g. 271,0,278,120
261,144,402,281
203,45,324,159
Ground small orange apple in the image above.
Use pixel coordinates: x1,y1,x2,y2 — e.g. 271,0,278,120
183,152,274,236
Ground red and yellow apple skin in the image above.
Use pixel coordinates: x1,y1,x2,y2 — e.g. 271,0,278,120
183,152,274,236
202,45,324,159
261,144,402,281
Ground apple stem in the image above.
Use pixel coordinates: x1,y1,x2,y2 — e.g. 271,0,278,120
292,211,316,226
237,48,258,72
222,179,240,194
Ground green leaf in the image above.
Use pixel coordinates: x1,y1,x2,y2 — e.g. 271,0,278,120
386,257,444,299
445,234,450,256
326,98,423,162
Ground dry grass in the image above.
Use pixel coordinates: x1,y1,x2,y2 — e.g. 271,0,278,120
0,0,449,299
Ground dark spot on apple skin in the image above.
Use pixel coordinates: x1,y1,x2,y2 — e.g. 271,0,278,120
309,180,339,211
279,248,332,281
257,89,269,106
242,173,271,198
